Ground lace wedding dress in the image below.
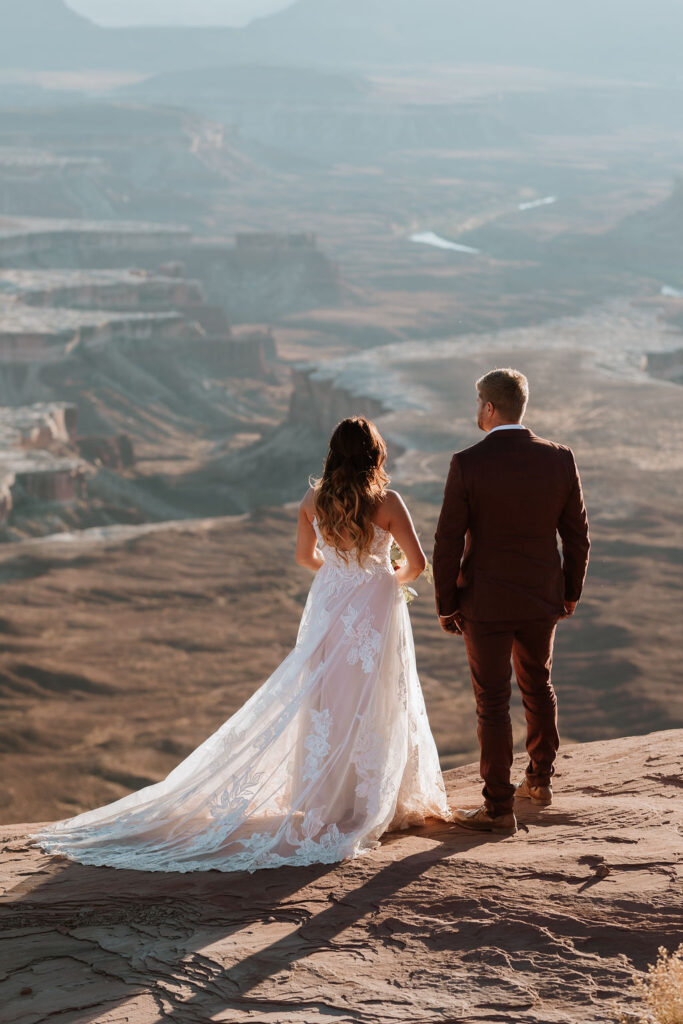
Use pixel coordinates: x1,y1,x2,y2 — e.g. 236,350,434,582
31,519,451,873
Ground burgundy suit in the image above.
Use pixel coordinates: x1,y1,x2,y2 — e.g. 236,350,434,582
433,427,590,814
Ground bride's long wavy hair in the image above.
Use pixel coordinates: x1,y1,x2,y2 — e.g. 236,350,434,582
313,417,389,562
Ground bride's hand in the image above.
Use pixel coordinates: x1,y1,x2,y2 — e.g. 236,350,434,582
393,564,413,586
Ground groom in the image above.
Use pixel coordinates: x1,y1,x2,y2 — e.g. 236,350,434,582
433,368,590,833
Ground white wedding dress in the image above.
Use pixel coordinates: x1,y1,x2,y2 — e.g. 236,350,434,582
31,519,451,873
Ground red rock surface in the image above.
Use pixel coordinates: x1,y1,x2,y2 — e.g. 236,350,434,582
2,730,681,1023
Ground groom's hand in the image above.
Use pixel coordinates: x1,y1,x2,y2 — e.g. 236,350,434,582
560,600,578,618
439,612,464,635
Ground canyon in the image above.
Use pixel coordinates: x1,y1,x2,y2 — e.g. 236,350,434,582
0,202,337,535
0,12,680,807
0,6,681,1018
0,6,681,807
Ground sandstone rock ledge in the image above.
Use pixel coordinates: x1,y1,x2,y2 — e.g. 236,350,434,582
1,731,681,1024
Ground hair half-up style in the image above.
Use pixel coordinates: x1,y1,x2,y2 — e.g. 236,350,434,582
313,417,390,562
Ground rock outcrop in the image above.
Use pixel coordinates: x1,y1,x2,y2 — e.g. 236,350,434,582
0,402,137,530
288,364,389,435
187,232,341,323
0,219,341,324
0,402,89,523
1,730,680,1024
0,216,191,271
0,298,190,362
0,451,87,523
0,268,205,311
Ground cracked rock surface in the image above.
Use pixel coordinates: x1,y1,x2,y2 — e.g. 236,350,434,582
1,730,681,1024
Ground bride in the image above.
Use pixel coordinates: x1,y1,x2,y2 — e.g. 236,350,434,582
31,417,451,873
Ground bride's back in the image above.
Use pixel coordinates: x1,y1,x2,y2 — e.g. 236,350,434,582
316,491,393,551
312,417,390,562
312,508,391,561
296,417,426,584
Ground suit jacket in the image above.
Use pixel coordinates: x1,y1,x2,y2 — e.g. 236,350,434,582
433,427,590,622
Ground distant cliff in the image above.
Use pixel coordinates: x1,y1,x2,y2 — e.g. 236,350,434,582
188,233,341,323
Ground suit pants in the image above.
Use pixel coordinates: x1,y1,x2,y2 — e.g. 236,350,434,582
461,617,560,816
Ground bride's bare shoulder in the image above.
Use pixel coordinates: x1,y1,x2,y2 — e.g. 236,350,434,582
299,485,316,520
374,489,404,528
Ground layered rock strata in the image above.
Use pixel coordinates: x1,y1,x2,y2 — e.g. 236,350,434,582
0,402,137,525
0,300,190,362
0,216,190,270
0,268,205,311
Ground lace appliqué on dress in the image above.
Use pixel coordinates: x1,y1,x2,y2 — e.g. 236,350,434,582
285,807,345,864
341,604,381,674
352,725,383,806
303,708,331,782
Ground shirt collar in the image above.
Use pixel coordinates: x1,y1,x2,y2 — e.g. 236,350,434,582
488,424,527,434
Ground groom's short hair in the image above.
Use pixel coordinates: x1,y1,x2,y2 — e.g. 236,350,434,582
477,368,528,422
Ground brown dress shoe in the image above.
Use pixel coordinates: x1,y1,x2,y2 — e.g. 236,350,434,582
452,805,517,833
516,777,553,806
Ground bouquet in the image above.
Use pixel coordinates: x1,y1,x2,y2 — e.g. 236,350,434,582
390,542,433,605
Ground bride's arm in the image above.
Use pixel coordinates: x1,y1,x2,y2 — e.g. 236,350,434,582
382,491,426,584
295,489,325,572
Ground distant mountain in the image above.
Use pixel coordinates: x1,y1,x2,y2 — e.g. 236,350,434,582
2,0,683,77
2,0,99,57
239,0,683,77
8,0,94,32
0,0,237,71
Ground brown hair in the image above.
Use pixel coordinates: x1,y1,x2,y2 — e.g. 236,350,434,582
313,417,389,562
476,367,529,421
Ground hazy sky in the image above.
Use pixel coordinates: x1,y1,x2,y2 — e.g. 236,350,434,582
66,0,294,27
